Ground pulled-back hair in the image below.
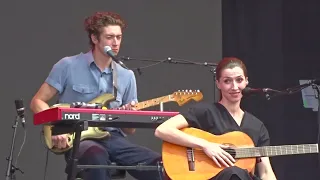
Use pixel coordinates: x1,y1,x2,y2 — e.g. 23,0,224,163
215,57,248,101
215,57,248,81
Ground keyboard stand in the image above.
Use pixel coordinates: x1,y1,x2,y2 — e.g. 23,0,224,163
68,120,88,180
66,120,167,180
77,161,165,180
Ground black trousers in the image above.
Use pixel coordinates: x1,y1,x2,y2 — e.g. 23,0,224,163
65,131,162,180
211,166,260,180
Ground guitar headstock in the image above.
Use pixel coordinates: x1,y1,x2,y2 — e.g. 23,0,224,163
171,90,203,106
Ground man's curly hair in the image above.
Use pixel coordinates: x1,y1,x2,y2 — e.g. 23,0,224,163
84,11,126,48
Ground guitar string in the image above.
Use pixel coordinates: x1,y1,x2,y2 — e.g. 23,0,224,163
187,150,318,159
140,96,167,108
187,144,318,153
186,145,318,158
137,91,201,108
187,146,318,153
187,147,318,154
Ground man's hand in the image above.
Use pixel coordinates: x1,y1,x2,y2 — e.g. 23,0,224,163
118,101,137,134
118,101,137,110
52,134,69,149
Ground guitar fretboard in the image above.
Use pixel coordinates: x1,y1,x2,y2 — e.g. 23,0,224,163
234,144,318,158
134,95,172,110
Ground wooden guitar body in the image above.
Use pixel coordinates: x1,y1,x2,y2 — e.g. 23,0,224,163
162,127,318,180
162,128,256,180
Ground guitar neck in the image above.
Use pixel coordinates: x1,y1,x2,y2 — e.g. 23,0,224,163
134,95,174,110
235,144,319,158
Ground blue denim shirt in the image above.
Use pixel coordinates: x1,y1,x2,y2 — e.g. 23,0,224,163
45,50,138,136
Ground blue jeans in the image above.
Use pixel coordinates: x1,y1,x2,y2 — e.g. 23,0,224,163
65,131,163,180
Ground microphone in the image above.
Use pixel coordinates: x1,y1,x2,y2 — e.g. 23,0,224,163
103,46,129,70
14,99,26,127
242,87,280,96
309,79,320,85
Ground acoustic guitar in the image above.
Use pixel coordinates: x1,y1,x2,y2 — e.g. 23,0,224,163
43,90,203,154
162,128,319,180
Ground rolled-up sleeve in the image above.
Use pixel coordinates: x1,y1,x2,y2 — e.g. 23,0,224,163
45,58,69,94
122,70,138,104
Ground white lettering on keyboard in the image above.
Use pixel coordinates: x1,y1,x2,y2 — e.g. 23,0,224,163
64,113,81,120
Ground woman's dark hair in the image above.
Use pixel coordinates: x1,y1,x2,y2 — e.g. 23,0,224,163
216,57,248,81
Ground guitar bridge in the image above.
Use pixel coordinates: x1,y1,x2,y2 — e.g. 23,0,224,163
186,147,195,171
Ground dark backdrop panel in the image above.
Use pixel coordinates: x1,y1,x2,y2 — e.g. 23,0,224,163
222,0,320,180
282,0,320,179
0,0,222,180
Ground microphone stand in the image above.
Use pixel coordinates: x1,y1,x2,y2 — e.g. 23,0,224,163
267,80,320,174
311,84,320,172
267,80,313,100
5,115,24,180
121,56,218,101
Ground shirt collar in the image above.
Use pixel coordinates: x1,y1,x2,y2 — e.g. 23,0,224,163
85,50,114,74
85,50,95,65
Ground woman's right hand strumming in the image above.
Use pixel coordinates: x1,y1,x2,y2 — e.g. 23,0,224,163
202,142,236,168
52,134,69,149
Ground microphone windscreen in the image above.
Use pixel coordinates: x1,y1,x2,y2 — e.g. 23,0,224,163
15,99,24,109
241,87,252,95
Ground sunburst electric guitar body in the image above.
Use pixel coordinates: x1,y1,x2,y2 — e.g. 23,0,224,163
43,90,203,154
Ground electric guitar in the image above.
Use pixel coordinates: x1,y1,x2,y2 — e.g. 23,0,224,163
43,90,203,154
162,128,319,180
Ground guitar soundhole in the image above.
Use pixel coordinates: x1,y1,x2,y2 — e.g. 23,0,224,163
222,143,236,158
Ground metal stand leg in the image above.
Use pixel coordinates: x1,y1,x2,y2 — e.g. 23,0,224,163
160,102,163,112
157,161,164,180
68,121,88,180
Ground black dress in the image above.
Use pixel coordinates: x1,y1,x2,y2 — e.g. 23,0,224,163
180,102,270,180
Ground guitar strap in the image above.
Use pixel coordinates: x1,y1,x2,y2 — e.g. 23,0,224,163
256,157,262,163
111,61,118,99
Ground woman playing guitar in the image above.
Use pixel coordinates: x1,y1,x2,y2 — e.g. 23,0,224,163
155,57,277,180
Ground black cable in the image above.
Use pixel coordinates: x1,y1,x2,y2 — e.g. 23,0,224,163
211,68,217,102
121,56,216,75
40,130,50,180
122,56,217,101
13,125,27,172
43,149,49,180
130,58,169,73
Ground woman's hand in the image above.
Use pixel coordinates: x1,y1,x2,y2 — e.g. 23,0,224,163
202,142,236,167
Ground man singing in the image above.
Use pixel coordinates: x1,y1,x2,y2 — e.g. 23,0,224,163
30,11,162,180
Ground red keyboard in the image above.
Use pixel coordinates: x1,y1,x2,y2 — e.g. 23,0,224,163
34,107,179,128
